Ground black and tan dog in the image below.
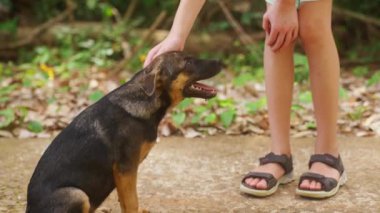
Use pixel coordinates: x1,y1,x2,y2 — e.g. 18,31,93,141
26,51,222,213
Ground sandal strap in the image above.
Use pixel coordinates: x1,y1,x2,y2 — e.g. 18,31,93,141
309,154,344,175
241,172,278,190
259,152,293,174
299,172,338,191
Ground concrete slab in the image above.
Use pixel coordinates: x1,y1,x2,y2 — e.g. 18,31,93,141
0,136,379,212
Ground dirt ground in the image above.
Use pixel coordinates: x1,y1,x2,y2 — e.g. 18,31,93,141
0,136,379,213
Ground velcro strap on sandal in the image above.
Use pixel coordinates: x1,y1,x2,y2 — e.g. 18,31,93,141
309,154,344,175
241,172,278,189
299,172,338,191
259,152,293,174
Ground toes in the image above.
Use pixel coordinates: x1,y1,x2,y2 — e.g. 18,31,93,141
299,179,311,190
245,178,261,188
256,179,268,189
245,178,252,185
251,178,260,187
310,180,318,190
244,178,252,185
299,179,323,190
315,182,322,190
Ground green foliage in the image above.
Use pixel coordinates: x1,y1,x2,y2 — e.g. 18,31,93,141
89,90,104,102
228,51,310,85
0,63,12,77
245,97,267,114
335,0,380,18
306,121,316,130
0,0,11,8
18,20,144,80
228,44,264,69
291,104,305,112
233,73,256,87
226,45,265,86
298,91,313,103
0,84,17,97
33,0,63,22
339,87,348,100
27,121,44,133
220,109,235,128
209,21,230,32
348,106,367,121
0,109,15,128
191,105,207,124
177,98,193,110
294,53,309,83
352,66,369,77
172,97,239,128
204,113,217,124
172,112,186,126
367,71,380,86
0,18,17,34
28,0,179,27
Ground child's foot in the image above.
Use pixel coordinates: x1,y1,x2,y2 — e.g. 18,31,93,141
296,154,346,199
298,161,340,190
240,153,294,197
244,163,286,189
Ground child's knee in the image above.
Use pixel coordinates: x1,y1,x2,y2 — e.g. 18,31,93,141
299,20,332,46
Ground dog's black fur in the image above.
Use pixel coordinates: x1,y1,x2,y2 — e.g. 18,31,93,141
26,51,222,213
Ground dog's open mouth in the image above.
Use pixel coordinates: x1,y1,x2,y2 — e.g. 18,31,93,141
184,81,217,99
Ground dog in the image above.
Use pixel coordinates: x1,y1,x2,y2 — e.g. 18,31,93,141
26,51,223,213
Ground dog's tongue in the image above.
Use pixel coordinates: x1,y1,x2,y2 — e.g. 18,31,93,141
192,82,216,92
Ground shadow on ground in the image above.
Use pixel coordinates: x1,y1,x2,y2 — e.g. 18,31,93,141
0,136,379,212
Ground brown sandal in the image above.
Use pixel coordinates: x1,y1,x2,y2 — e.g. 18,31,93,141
296,154,347,199
240,152,294,197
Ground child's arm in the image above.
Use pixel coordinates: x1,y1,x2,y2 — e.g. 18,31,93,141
144,0,206,67
263,0,298,51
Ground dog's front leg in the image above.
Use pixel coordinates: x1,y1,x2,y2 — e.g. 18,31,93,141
113,164,139,213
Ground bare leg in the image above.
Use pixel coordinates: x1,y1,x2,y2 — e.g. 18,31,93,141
298,0,341,190
245,4,295,189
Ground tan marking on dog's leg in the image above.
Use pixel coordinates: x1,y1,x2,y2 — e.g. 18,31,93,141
139,142,155,163
113,164,138,213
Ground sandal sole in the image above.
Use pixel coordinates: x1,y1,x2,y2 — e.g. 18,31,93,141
296,171,347,199
240,171,294,197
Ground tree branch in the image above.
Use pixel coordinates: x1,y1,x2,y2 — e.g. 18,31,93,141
124,0,139,21
112,11,167,73
217,1,256,46
0,0,76,50
333,7,380,27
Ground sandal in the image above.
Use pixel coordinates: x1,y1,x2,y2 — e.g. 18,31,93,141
240,152,294,197
296,154,347,199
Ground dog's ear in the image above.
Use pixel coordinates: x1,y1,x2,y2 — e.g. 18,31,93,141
138,68,158,96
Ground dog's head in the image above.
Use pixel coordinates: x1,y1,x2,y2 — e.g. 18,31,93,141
139,51,223,105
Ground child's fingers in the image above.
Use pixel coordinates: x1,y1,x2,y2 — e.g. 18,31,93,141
271,32,285,51
282,32,292,47
267,29,279,46
262,14,270,35
144,45,161,67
